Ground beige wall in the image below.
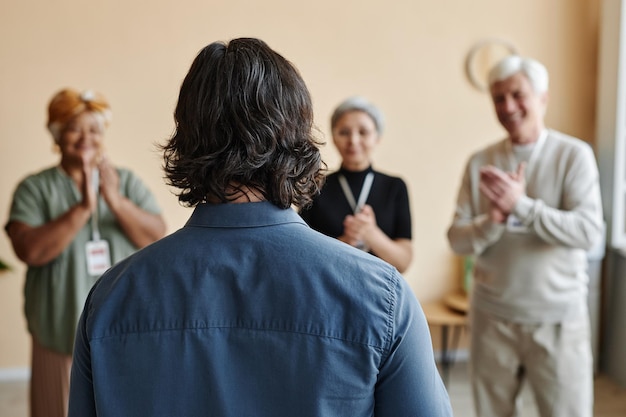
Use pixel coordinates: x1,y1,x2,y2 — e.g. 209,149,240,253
0,0,600,368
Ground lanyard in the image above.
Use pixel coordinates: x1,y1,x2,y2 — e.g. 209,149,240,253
338,172,375,214
90,168,101,241
505,129,547,178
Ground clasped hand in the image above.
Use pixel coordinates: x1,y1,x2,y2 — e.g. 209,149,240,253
80,154,121,213
343,204,377,246
479,163,526,223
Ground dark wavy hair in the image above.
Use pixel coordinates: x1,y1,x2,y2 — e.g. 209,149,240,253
162,38,325,209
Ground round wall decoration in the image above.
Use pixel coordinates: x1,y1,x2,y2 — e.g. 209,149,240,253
465,38,519,92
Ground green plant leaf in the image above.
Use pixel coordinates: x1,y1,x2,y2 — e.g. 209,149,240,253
0,258,11,271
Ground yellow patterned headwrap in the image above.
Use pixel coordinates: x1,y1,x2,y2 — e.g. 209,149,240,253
47,88,112,142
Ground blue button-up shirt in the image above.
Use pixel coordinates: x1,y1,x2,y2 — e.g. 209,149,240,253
69,202,452,416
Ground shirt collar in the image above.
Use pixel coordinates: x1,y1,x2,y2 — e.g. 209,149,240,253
185,201,307,229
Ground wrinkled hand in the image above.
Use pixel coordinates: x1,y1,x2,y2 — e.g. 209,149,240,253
479,163,526,223
343,204,377,247
98,155,121,209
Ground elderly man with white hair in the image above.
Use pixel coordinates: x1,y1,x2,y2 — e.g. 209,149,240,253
447,55,603,417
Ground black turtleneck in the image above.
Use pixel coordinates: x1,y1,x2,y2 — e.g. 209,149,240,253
299,166,412,253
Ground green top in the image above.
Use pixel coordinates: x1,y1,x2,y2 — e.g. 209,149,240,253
6,166,162,354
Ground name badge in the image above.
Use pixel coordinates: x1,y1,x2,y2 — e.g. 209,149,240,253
86,240,112,276
506,214,528,233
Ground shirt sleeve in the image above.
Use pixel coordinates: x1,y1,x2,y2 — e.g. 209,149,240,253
392,178,412,240
374,273,453,416
6,177,48,228
512,142,603,250
118,168,162,215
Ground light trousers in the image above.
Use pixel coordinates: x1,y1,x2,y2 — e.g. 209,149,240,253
470,308,593,417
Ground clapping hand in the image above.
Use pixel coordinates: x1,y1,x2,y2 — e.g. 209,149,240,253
479,163,526,223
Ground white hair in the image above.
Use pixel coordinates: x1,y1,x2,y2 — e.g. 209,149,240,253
331,96,384,134
488,55,549,93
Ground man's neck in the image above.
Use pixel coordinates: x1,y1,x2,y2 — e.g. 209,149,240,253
206,184,265,204
510,126,544,145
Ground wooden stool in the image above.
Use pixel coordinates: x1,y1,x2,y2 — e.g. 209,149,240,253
422,293,468,386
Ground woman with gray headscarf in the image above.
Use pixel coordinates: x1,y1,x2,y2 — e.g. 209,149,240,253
300,96,413,272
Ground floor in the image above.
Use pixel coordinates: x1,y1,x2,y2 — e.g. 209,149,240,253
0,376,26,417
0,362,625,416
445,362,626,417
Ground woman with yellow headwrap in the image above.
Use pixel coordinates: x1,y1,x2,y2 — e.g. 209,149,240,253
5,88,166,417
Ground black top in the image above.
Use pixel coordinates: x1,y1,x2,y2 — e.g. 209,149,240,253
300,166,412,254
